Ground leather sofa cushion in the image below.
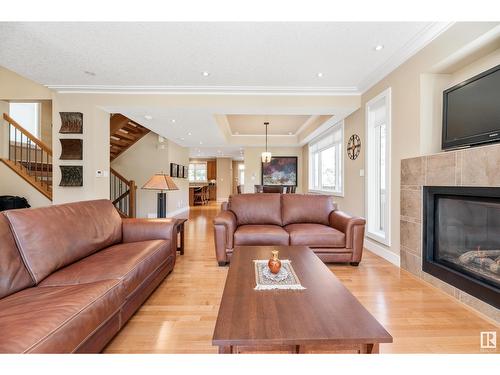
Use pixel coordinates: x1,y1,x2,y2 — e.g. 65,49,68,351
281,194,335,226
0,280,124,353
40,240,172,297
285,223,345,247
234,225,289,246
4,199,122,284
0,214,34,299
230,193,282,226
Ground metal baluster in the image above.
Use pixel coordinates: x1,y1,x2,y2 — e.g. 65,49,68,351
14,128,17,165
34,145,38,184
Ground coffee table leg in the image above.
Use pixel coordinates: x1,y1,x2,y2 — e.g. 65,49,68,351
218,345,233,354
360,343,379,354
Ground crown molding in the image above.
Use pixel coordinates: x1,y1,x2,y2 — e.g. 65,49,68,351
46,84,360,96
357,22,454,93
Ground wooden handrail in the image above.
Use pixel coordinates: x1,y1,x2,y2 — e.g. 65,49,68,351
3,113,52,155
110,167,129,185
112,190,130,205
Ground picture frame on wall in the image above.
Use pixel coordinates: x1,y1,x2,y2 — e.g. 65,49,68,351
170,163,178,178
261,156,298,186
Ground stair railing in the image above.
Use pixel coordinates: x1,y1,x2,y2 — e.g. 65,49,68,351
110,167,136,218
2,113,53,199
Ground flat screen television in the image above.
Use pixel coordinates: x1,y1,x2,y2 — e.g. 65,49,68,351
442,64,500,150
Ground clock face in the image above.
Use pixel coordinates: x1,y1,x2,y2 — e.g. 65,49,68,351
347,134,361,160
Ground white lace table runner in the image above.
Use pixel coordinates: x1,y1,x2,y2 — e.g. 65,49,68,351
253,259,306,290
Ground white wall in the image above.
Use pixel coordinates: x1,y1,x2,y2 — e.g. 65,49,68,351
111,132,189,218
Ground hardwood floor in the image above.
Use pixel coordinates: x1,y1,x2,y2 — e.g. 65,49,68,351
104,203,499,354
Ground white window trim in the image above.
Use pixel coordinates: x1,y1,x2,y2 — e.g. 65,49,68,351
308,120,344,197
365,88,391,247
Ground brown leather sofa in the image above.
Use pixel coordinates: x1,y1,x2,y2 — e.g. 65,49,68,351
0,199,177,353
213,194,366,266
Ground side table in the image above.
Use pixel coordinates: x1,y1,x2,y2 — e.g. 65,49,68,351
175,218,187,255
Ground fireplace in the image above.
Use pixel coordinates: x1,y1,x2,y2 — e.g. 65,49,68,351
423,186,500,309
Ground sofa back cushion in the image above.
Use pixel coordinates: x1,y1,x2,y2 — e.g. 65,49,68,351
4,199,122,284
0,214,34,298
282,194,335,226
229,193,282,226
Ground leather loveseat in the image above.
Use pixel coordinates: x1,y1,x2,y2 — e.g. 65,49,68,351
213,193,366,266
0,199,177,353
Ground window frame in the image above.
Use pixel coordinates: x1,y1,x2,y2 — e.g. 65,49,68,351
308,120,344,197
188,162,208,183
365,87,392,246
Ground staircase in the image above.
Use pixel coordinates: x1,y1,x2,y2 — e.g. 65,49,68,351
1,113,53,200
109,113,146,218
110,114,150,162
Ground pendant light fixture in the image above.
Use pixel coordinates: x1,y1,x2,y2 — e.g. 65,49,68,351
261,121,272,163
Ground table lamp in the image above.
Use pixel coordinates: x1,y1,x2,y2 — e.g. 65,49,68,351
142,173,179,218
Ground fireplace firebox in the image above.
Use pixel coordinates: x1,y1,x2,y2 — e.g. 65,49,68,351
423,186,500,308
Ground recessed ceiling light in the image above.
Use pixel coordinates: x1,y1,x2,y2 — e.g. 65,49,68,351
171,119,176,123
188,132,192,136
202,71,210,77
374,45,384,51
144,115,153,120
199,141,203,145
317,72,323,78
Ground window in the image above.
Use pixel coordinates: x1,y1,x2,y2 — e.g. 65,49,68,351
188,162,207,182
308,121,344,195
238,163,245,185
9,102,40,140
366,88,391,245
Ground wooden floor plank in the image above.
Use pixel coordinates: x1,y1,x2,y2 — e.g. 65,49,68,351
104,203,499,354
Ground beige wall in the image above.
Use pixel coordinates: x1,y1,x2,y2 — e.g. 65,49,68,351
52,95,110,204
216,157,232,201
40,100,52,145
0,66,52,100
336,23,500,259
243,146,303,194
232,160,243,195
111,132,189,218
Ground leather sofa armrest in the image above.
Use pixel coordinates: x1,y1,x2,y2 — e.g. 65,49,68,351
213,210,237,265
122,218,176,243
329,210,366,249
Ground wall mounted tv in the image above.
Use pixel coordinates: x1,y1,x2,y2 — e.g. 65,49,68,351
442,64,500,150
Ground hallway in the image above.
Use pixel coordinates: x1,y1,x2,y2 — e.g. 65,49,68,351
104,203,498,353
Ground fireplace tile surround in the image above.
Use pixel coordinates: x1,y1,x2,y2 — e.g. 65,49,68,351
401,142,500,324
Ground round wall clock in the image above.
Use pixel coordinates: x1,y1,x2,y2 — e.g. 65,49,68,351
347,134,361,160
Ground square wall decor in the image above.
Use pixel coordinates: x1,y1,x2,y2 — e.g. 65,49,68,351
59,139,83,160
59,166,83,186
59,112,83,134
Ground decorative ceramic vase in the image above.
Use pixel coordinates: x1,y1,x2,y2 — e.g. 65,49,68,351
268,250,282,274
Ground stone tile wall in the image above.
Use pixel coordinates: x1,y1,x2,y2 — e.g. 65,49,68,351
400,143,500,323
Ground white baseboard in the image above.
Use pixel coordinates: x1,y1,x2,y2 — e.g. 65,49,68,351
364,238,400,267
167,206,189,217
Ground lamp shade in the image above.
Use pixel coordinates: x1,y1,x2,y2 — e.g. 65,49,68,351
142,173,179,191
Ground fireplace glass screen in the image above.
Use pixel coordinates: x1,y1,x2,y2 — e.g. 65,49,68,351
435,196,500,289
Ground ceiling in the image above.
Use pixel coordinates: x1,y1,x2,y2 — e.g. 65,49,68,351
0,22,452,158
226,115,312,135
0,22,450,94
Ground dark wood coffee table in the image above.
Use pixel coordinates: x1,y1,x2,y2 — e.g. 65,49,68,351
212,246,392,354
